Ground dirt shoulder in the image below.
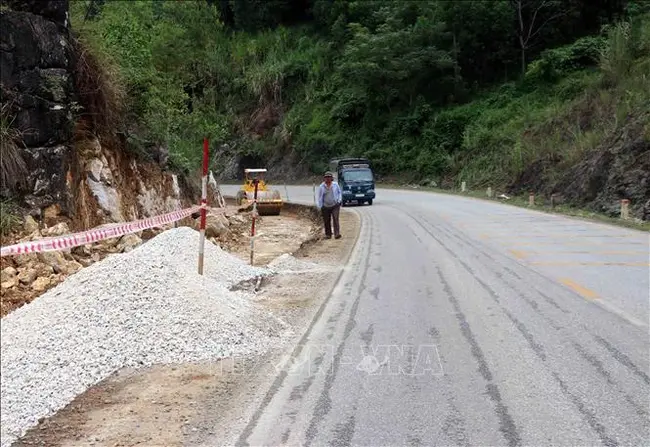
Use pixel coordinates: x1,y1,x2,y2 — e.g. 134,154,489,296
13,207,360,447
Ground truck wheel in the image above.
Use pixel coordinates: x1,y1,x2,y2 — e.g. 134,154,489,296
367,199,373,205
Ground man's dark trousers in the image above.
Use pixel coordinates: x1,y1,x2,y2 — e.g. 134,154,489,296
321,204,340,238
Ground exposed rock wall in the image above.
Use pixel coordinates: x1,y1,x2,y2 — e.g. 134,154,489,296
77,136,189,224
211,143,311,183
0,0,74,212
1,0,199,229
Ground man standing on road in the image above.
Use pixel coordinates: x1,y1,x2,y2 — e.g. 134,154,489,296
317,171,342,239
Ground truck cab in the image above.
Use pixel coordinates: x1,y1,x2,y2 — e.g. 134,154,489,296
329,158,376,205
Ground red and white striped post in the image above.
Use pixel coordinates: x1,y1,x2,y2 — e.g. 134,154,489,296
198,137,209,275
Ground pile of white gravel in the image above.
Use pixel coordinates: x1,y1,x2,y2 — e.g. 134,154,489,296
0,226,287,447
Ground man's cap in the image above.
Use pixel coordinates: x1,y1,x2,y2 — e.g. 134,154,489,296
324,171,333,177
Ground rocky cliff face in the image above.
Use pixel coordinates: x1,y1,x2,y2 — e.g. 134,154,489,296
0,0,198,228
0,0,75,213
0,0,207,316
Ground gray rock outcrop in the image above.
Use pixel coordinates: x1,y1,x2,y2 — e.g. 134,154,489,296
0,0,75,213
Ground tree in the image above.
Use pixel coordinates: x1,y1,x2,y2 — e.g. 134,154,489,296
510,0,575,74
334,4,456,118
439,1,515,85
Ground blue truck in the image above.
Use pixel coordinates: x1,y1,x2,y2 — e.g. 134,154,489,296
329,157,376,206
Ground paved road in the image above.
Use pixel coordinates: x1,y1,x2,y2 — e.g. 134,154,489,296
222,185,650,446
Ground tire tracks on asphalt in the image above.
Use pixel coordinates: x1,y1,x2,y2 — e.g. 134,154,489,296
303,211,378,446
393,204,642,446
235,209,370,446
399,214,522,446
411,206,649,389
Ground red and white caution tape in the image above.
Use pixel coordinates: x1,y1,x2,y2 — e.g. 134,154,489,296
0,205,204,257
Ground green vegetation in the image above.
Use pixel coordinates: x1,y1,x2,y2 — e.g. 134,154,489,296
450,19,650,189
0,100,27,193
69,0,649,189
0,199,21,237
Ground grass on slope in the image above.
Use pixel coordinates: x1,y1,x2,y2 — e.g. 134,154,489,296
447,18,649,190
0,199,22,238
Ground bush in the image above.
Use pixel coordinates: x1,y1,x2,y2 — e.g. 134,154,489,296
599,15,650,86
420,105,480,155
0,99,27,192
0,199,21,237
526,36,606,83
71,35,126,142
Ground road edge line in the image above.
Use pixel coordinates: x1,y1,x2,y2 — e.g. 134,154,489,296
377,184,650,234
233,205,364,446
559,277,648,330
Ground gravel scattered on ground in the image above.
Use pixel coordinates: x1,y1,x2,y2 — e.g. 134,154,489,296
0,227,288,447
267,253,332,274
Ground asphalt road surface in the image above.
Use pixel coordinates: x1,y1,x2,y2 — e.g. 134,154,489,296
221,185,650,446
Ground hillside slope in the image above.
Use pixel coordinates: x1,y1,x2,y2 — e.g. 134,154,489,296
22,0,650,220
0,0,200,237
451,22,650,219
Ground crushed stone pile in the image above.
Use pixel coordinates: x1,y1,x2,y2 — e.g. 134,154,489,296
0,227,286,447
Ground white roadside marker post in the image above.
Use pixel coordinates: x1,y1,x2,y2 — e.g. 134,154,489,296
620,199,630,220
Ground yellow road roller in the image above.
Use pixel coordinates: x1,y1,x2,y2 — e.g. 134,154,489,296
236,168,283,215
